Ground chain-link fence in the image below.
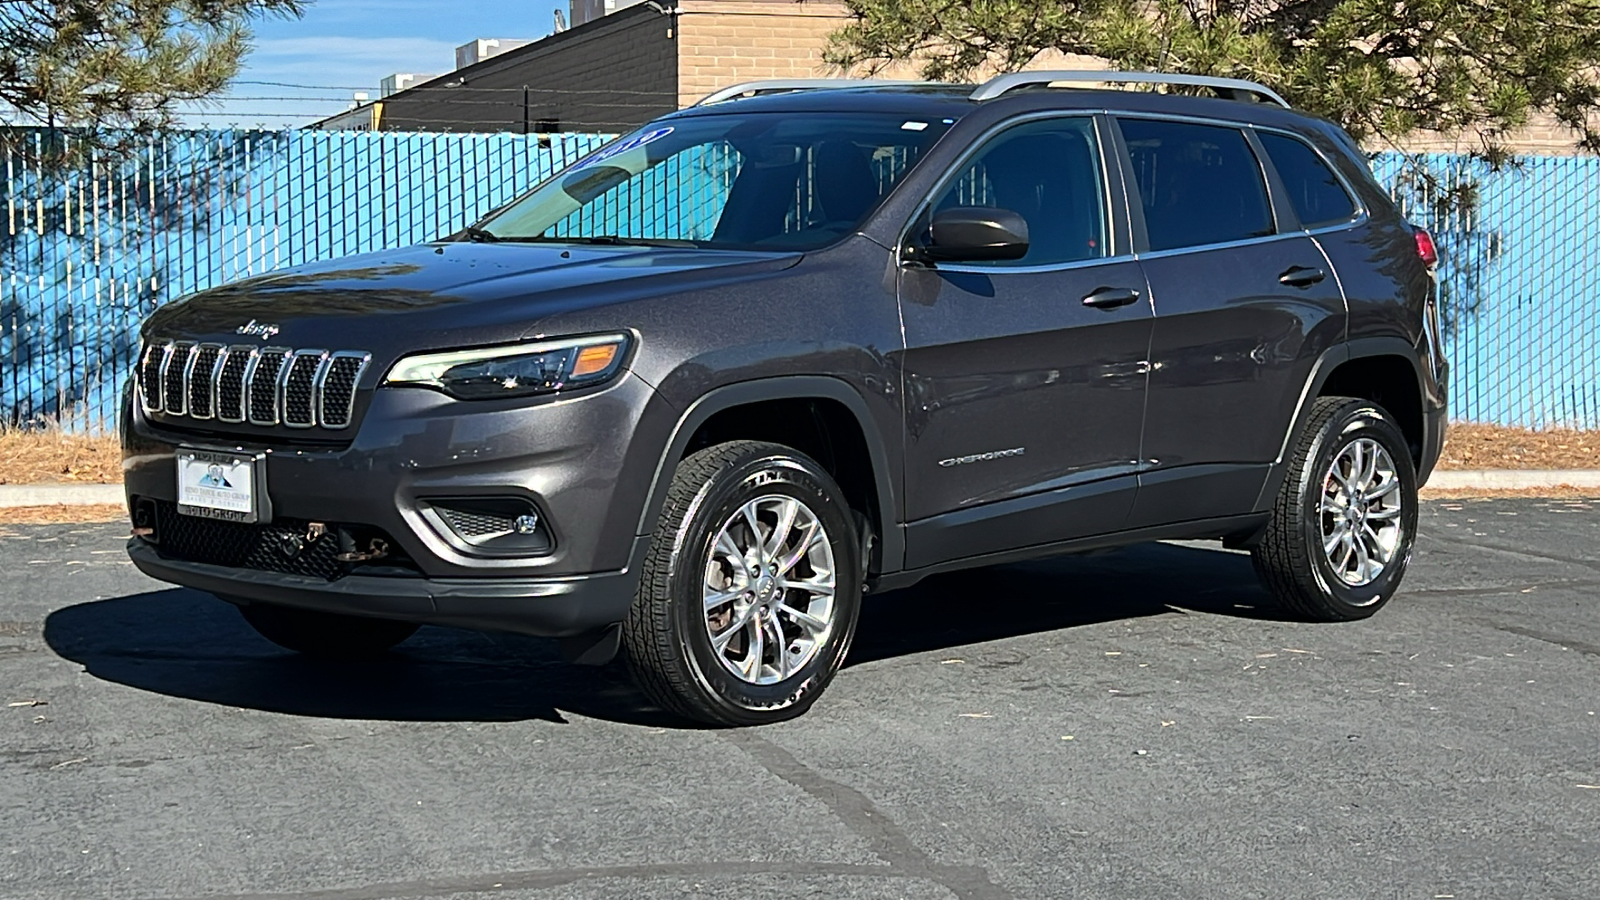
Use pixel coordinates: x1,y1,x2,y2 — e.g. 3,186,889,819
1,130,608,430
3,130,1597,431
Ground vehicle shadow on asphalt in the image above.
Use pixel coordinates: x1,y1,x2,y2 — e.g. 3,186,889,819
42,542,1282,726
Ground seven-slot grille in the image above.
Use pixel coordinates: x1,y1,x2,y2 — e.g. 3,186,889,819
138,341,370,430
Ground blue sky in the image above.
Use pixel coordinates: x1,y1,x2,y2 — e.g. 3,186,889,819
180,0,566,128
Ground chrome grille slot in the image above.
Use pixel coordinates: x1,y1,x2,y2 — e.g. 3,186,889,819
136,340,371,431
185,344,222,420
138,343,165,412
214,346,254,423
247,349,290,425
161,342,193,415
315,352,370,429
280,350,327,428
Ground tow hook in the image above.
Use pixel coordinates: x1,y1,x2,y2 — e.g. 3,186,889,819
335,533,389,563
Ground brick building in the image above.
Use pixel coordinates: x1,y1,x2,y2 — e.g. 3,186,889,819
312,0,1583,154
313,1,909,134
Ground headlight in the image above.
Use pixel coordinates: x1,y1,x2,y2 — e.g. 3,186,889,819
383,333,630,399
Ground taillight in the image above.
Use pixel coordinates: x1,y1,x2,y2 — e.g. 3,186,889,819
1414,228,1438,269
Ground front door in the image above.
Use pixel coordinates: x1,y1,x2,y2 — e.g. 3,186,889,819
898,115,1153,568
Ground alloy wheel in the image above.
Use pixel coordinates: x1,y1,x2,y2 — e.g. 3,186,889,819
701,494,837,685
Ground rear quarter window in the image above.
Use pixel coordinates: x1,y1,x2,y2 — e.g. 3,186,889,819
1258,132,1359,228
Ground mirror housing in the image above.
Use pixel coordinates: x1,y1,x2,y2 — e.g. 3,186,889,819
918,207,1030,262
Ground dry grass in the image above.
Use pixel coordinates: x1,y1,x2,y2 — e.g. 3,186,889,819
0,428,121,485
0,419,1594,494
1437,423,1599,470
0,504,126,525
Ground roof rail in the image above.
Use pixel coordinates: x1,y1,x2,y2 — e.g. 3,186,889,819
970,70,1290,108
695,79,934,106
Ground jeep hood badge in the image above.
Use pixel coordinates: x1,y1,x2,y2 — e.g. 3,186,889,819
236,319,280,340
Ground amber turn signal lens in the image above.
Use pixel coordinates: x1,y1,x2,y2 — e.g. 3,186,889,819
572,343,620,377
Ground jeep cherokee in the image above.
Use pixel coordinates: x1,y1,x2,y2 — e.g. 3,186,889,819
123,72,1448,725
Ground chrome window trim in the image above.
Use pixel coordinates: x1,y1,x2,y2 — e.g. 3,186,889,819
935,253,1139,276
1248,124,1368,230
894,110,1119,272
1133,230,1306,262
160,341,193,417
279,349,328,429
314,351,372,430
247,347,292,427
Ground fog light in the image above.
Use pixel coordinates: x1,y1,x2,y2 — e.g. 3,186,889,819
420,496,552,557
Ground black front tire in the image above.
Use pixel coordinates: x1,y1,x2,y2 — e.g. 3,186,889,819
623,440,862,726
236,602,420,659
1252,396,1420,621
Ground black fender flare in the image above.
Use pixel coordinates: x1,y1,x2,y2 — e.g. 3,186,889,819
634,376,904,575
1253,337,1428,511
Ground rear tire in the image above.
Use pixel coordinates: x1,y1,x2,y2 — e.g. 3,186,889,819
236,602,419,659
623,440,862,726
1251,396,1419,621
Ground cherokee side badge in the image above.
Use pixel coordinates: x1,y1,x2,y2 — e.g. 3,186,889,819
938,447,1025,468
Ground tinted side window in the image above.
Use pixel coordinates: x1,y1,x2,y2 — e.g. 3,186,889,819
927,117,1107,266
1258,132,1358,228
1119,119,1274,252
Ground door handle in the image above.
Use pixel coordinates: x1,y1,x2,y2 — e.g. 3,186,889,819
1279,265,1327,287
1082,286,1142,310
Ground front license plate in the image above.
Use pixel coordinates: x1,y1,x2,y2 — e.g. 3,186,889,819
176,448,264,523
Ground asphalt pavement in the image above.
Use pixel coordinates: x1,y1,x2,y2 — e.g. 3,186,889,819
2,497,1597,900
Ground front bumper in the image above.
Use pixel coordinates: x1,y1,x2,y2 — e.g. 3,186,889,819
127,535,645,637
123,372,677,578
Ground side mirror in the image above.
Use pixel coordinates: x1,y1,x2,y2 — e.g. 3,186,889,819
919,207,1030,262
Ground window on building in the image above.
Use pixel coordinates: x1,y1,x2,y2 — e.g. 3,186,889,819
1119,118,1275,252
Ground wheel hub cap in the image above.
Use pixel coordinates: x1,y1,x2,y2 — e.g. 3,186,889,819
702,494,836,686
1319,437,1405,588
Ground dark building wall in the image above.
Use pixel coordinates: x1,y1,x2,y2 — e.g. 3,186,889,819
373,5,677,135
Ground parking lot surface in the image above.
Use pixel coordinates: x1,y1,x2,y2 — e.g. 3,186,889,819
2,497,1598,900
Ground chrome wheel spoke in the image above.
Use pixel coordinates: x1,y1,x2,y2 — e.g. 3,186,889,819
777,520,823,575
1323,526,1346,555
779,603,828,635
1366,504,1402,521
765,497,799,562
704,587,743,612
1366,476,1400,500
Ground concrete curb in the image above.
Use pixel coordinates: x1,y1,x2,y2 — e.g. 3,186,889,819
1424,470,1600,490
2,470,1597,509
0,484,123,507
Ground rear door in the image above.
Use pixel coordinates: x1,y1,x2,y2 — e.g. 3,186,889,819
897,115,1153,568
1114,116,1347,526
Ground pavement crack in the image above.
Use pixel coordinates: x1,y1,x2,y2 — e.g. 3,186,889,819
725,730,1013,900
1408,578,1600,598
1420,532,1600,572
148,861,957,900
1471,619,1600,658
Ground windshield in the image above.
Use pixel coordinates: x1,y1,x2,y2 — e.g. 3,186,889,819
473,112,957,251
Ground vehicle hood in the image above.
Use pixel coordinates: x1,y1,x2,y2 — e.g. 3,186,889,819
141,241,803,354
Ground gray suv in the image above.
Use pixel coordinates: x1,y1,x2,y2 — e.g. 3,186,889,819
123,72,1448,725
